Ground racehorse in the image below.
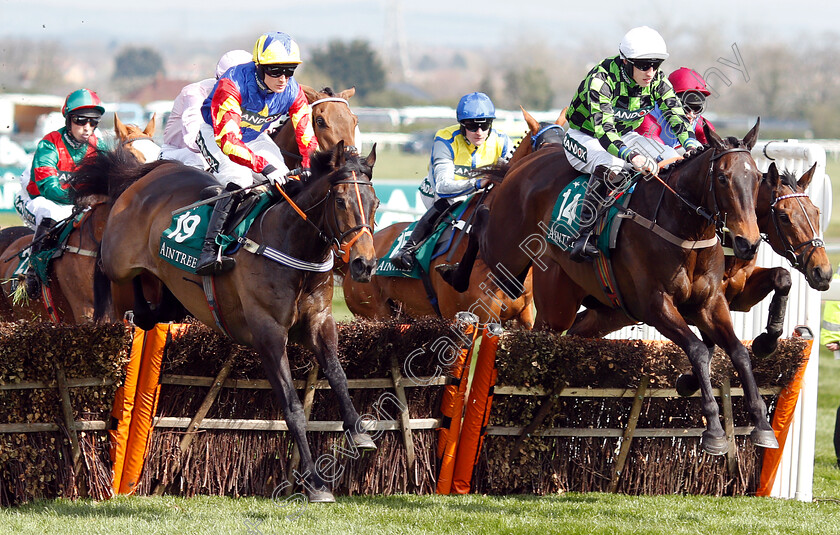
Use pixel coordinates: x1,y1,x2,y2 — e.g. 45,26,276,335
94,141,379,502
0,114,158,323
440,120,780,455
552,161,831,395
272,86,358,169
340,107,565,326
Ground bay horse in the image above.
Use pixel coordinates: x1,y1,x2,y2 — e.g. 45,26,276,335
94,141,379,502
340,107,565,326
0,114,157,323
440,120,779,455
272,86,358,168
553,161,831,393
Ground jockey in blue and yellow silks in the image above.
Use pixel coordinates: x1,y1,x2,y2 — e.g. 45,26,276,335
391,92,512,271
194,31,319,276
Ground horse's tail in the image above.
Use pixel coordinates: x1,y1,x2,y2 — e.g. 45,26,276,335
92,246,113,323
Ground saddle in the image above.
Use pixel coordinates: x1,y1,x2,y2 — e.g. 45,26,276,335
377,199,473,280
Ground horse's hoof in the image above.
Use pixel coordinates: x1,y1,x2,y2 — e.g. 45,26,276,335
307,487,336,503
675,374,700,397
700,432,729,456
751,427,779,449
352,432,377,450
751,332,779,358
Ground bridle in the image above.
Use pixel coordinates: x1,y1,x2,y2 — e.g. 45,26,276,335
768,187,824,268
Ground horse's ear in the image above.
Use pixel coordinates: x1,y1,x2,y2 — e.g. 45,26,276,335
144,113,156,137
704,120,724,149
766,162,781,189
330,140,346,169
743,117,760,150
798,162,817,190
520,106,540,136
337,87,356,100
364,143,377,172
114,113,129,139
302,85,319,104
556,106,569,127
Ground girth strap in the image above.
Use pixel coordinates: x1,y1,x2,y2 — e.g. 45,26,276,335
62,245,97,257
617,210,719,250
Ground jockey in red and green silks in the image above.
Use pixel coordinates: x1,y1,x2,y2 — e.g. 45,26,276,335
17,88,107,298
562,26,702,263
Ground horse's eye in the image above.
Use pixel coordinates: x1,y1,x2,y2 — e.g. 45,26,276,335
335,197,346,209
717,173,728,184
316,117,326,128
779,213,791,224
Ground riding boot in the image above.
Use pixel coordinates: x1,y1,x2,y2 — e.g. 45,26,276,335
195,195,237,276
568,166,613,263
24,217,56,299
390,201,446,271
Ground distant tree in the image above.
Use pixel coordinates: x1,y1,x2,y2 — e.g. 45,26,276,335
112,47,165,80
309,40,386,99
505,67,554,110
451,53,468,69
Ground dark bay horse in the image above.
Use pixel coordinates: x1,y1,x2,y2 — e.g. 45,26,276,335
95,142,379,502
0,115,157,323
441,120,778,455
341,107,565,326
553,161,831,394
272,86,358,168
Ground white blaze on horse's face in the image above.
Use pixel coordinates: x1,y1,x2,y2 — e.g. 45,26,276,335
132,139,161,163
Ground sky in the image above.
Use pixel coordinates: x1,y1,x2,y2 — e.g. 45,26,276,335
1,0,838,51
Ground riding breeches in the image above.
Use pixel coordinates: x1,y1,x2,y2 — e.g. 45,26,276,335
197,123,289,188
17,191,73,230
564,129,656,175
160,144,207,170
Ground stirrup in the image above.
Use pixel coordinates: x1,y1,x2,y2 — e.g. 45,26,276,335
390,250,415,271
568,236,599,263
195,248,235,276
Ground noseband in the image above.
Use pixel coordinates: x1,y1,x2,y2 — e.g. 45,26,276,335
769,190,824,268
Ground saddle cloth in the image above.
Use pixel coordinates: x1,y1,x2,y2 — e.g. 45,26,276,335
159,193,273,273
375,199,471,279
545,175,636,258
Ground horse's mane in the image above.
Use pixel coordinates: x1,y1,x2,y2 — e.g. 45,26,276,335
305,148,373,188
319,87,336,96
779,170,799,189
70,148,172,205
670,136,748,170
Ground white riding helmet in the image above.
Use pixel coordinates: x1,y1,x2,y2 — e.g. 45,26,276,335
619,26,669,60
215,49,253,79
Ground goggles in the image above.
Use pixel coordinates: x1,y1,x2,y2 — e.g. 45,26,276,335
679,91,707,114
461,120,492,132
262,64,297,78
70,115,100,127
627,58,664,72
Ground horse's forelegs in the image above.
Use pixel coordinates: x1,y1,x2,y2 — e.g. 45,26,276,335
310,316,375,450
730,267,791,358
257,334,335,502
649,300,727,455
701,296,778,449
566,306,634,338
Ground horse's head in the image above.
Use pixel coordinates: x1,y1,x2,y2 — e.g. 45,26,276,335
115,113,161,163
509,106,566,165
700,118,763,260
310,140,379,282
760,162,831,290
303,86,359,153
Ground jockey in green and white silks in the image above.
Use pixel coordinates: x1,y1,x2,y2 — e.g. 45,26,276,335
563,26,702,263
391,92,512,271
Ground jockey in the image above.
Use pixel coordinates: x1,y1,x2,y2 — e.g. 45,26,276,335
636,67,716,160
195,31,319,275
161,49,253,168
563,26,702,262
390,92,512,271
17,88,107,298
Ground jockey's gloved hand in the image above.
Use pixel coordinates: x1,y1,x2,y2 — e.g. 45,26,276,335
262,165,288,187
629,151,658,177
682,141,703,160
284,167,311,182
475,178,493,190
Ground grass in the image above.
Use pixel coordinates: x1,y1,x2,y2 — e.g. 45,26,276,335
3,492,840,535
